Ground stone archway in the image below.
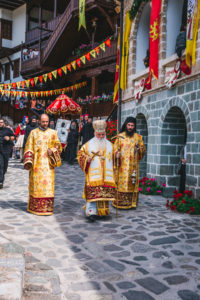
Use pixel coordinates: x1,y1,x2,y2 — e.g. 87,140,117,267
160,106,187,195
136,113,148,178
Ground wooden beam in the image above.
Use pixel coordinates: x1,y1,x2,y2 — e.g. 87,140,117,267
96,4,115,32
54,0,57,18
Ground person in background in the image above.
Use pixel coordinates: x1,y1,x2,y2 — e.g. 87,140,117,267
65,120,79,164
15,116,29,162
143,49,150,68
81,116,94,145
178,144,187,193
49,120,55,129
23,116,38,149
175,25,186,58
0,118,15,188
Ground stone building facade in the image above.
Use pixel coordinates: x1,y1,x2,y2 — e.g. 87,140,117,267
122,0,200,197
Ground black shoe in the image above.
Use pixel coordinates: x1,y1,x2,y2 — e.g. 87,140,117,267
88,215,96,222
0,183,3,189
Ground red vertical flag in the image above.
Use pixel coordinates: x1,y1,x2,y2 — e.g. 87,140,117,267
149,0,161,79
113,32,120,103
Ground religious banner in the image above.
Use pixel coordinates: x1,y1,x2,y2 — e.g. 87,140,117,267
165,60,181,89
186,0,200,67
149,0,162,79
134,78,145,100
78,0,86,31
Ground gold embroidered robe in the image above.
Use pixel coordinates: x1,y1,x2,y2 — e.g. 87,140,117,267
77,137,116,216
24,128,62,215
113,132,146,209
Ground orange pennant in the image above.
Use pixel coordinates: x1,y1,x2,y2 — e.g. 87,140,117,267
57,68,62,77
48,73,53,81
85,52,90,61
105,38,111,48
76,58,81,68
39,76,43,83
21,81,25,89
67,64,72,71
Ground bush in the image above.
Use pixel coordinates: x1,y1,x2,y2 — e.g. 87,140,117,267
139,177,165,195
106,120,117,142
166,190,200,215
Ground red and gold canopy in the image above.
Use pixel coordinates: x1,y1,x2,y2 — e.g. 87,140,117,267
46,94,81,115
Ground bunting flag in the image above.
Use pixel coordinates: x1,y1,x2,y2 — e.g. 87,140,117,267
149,0,161,79
186,0,200,67
113,32,120,103
120,12,132,90
78,0,86,30
1,39,112,90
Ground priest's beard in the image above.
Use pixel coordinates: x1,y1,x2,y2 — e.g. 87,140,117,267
93,136,106,151
125,128,135,137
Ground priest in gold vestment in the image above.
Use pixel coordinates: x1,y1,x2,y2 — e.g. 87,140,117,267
78,120,116,222
24,114,62,215
113,117,146,210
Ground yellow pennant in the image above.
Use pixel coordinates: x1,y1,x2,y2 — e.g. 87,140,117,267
52,70,57,79
90,49,96,58
8,83,12,90
30,92,34,98
80,56,86,64
100,42,106,52
43,74,48,82
34,77,39,85
16,81,21,89
72,61,76,70
62,65,67,74
78,0,86,31
25,80,30,88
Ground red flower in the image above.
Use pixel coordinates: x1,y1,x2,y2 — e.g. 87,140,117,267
173,189,178,194
182,199,186,204
171,205,177,211
184,190,193,197
190,206,195,213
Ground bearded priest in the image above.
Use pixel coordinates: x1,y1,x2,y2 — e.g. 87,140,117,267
113,117,146,210
77,120,116,222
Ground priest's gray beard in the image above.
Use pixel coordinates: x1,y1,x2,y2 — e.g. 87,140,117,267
93,136,106,151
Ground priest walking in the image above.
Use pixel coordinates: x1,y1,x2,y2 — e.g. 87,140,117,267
113,117,146,210
78,120,116,222
24,114,62,215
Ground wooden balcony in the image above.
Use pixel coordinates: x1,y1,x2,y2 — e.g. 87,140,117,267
21,55,41,77
25,15,62,45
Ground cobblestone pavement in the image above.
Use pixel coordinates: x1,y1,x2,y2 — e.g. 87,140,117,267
1,159,200,300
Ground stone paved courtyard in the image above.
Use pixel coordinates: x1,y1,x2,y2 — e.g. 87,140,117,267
0,159,200,300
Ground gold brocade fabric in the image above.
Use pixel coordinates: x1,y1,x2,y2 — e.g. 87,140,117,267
112,192,138,209
114,132,146,209
24,128,62,215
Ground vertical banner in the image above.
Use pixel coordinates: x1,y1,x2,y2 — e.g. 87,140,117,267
120,12,132,90
113,31,120,103
149,0,161,79
79,0,86,31
186,0,200,67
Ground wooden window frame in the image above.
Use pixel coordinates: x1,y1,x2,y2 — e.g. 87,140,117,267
1,19,12,40
4,63,10,81
13,59,20,78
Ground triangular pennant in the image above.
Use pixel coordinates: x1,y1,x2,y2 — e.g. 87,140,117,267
43,74,48,82
62,65,67,74
30,92,34,98
41,91,44,97
72,61,76,70
22,91,25,98
90,49,96,58
85,52,90,61
67,64,72,71
1,90,4,95
13,91,17,97
38,92,41,97
4,84,8,90
19,91,22,97
8,83,12,90
76,58,81,67
80,56,86,64
21,81,25,88
36,92,38,97
34,77,39,85
16,81,21,89
33,92,36,97
52,70,57,79
100,42,106,52
105,38,111,48
25,79,30,88
48,72,53,81
50,90,53,96
7,91,11,96
94,46,100,55
39,75,43,83
12,82,17,90
30,78,34,87
57,68,62,77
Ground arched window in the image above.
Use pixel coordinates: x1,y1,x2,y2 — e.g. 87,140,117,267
136,3,151,73
166,0,187,57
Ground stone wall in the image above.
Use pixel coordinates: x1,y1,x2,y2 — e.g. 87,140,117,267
121,80,200,198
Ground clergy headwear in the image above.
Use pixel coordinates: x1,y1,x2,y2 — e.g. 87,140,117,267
93,120,107,133
121,117,136,133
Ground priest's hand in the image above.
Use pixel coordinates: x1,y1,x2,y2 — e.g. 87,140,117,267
87,156,92,163
47,148,53,156
4,136,10,141
116,151,121,158
24,163,32,170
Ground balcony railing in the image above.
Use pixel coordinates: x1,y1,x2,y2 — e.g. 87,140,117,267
21,55,41,75
25,15,62,45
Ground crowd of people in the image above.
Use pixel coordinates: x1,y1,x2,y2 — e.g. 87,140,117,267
23,48,39,61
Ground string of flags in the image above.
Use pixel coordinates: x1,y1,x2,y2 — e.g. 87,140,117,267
0,81,87,98
1,38,112,91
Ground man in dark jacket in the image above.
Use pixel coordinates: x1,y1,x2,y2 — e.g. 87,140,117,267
0,118,15,188
23,116,38,149
65,120,79,164
81,116,94,145
175,25,186,58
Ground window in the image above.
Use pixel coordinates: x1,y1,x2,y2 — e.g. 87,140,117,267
4,63,10,81
2,19,12,40
13,59,20,78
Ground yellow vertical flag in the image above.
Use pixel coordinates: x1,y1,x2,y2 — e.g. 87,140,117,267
120,12,132,90
186,0,200,67
79,0,86,30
